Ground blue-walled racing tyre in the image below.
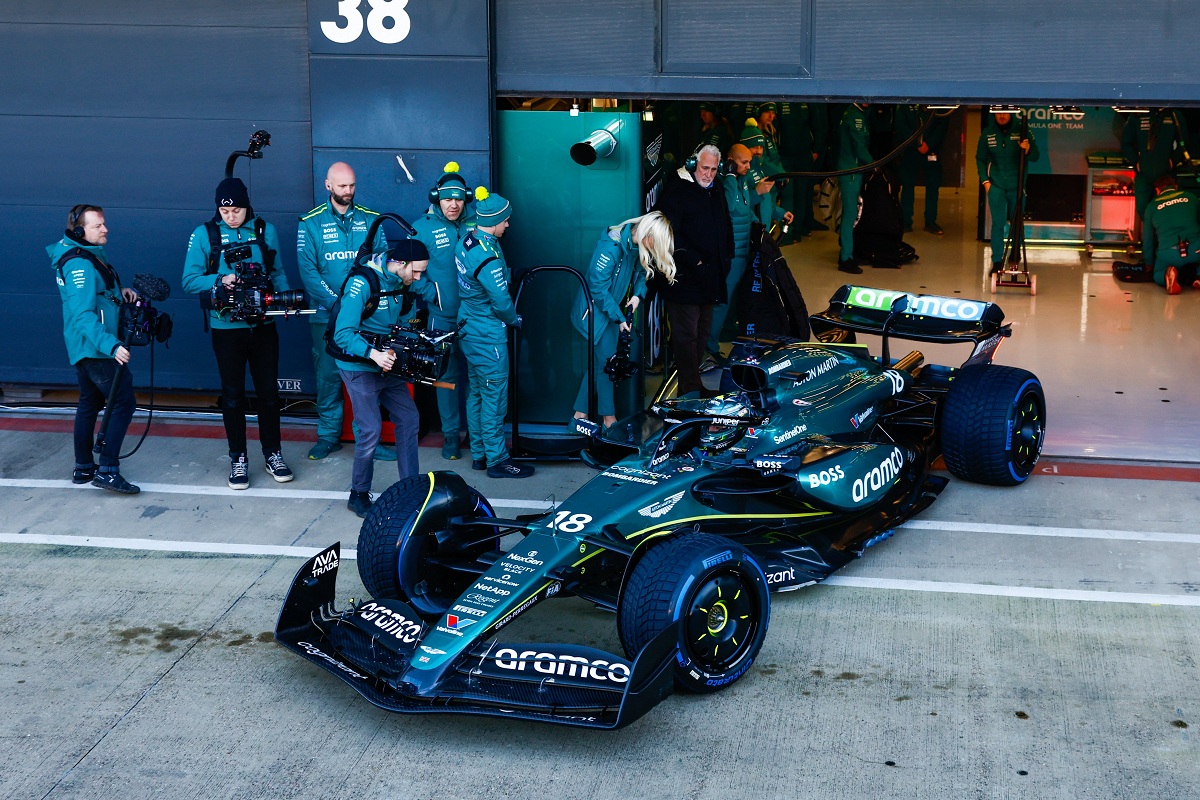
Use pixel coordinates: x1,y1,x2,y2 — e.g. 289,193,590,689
942,364,1045,486
619,533,770,694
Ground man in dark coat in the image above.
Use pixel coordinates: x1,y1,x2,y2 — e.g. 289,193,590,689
653,144,734,396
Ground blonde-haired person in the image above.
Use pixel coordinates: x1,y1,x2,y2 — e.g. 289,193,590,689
570,211,676,431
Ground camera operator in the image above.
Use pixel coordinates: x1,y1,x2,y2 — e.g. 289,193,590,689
332,240,428,517
410,162,477,461
181,177,293,489
296,161,390,462
50,204,140,494
455,187,533,479
569,211,675,432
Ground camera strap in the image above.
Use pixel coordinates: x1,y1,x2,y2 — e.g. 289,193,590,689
56,247,119,294
203,216,276,274
323,265,408,365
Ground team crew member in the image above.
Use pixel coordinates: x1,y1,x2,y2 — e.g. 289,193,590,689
1142,175,1200,294
707,143,792,360
182,178,293,490
296,162,389,461
50,204,140,494
1121,108,1189,220
410,162,476,460
976,111,1039,272
332,240,428,516
695,102,732,156
455,187,533,479
836,102,872,274
776,101,828,237
894,104,950,235
653,144,734,397
754,103,786,228
570,212,676,431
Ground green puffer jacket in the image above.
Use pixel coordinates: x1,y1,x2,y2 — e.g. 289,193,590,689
48,235,124,364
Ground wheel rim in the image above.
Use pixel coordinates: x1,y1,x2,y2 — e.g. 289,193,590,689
1010,388,1045,474
683,570,761,674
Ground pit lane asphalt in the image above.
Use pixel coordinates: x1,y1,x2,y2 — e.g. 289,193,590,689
1,422,1198,800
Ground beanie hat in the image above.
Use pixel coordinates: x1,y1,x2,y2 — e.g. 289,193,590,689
388,238,430,263
698,101,718,114
432,161,469,200
739,118,765,149
474,186,512,225
757,102,778,115
215,177,250,208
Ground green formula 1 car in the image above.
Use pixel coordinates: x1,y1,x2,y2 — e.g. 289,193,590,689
276,284,1046,729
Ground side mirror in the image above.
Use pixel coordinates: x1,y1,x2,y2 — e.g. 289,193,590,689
649,421,703,468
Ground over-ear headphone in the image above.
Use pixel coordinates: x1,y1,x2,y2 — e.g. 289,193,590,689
67,204,102,238
428,170,473,205
684,144,703,174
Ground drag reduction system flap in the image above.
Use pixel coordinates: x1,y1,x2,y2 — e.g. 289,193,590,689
811,284,1009,344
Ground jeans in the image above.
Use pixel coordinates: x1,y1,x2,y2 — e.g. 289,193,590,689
74,358,135,469
340,369,420,492
211,324,281,455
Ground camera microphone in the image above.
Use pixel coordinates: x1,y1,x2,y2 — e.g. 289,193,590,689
133,273,172,302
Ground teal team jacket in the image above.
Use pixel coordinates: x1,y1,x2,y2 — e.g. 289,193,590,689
181,215,289,330
48,236,123,364
296,201,385,324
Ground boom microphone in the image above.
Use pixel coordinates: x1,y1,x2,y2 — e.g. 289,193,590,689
133,272,171,302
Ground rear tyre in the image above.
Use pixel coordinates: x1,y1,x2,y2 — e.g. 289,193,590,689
942,364,1046,485
357,473,497,618
618,533,769,694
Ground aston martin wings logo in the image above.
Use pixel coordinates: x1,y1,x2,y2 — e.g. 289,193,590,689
638,490,686,518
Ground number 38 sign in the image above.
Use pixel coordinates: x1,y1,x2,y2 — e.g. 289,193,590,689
320,0,411,44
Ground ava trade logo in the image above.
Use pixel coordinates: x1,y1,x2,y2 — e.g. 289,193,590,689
445,615,477,631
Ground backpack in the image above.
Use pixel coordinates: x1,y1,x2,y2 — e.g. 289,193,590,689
322,263,409,364
198,216,276,328
56,247,118,293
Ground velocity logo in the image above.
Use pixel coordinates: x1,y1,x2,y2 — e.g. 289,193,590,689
445,615,477,631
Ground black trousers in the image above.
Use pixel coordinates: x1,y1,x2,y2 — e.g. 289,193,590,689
666,302,713,396
73,358,135,469
211,324,281,455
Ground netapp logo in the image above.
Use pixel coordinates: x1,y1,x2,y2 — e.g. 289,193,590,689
472,583,511,597
493,649,631,683
851,449,905,503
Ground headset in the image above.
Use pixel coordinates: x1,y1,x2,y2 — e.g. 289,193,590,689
428,171,473,205
67,204,103,238
684,143,703,174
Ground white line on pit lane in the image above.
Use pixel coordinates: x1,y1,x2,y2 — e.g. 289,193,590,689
0,478,553,509
2,532,1197,608
2,479,1199,544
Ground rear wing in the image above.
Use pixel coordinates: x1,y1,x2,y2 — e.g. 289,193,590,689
810,285,1010,346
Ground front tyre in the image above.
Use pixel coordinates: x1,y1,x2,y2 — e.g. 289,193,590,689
618,533,770,694
357,472,497,619
942,364,1046,485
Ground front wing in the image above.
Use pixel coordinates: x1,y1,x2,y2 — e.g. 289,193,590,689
275,544,676,730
